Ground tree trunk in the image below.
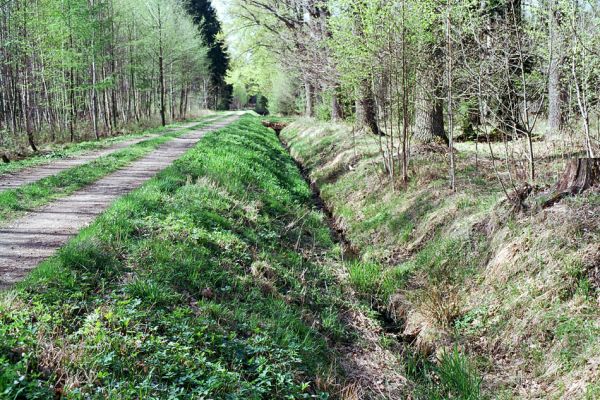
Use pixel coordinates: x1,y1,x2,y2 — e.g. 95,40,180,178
356,79,382,136
305,82,314,118
90,0,100,141
413,49,447,144
22,3,37,152
543,158,600,207
158,3,166,127
547,0,564,137
555,158,600,194
331,89,343,121
179,87,185,118
110,1,118,130
69,34,76,142
159,51,166,126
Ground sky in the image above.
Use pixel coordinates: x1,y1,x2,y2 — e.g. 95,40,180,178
211,0,229,22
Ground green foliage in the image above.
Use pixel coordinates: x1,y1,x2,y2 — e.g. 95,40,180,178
0,120,198,176
316,99,332,122
184,0,230,91
269,70,301,115
347,261,382,296
0,0,211,148
254,95,270,115
405,348,483,400
222,4,303,115
436,348,483,399
457,100,479,139
0,116,348,398
454,306,489,336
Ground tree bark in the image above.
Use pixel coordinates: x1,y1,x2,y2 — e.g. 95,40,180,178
89,0,100,140
331,89,342,121
543,158,600,207
555,158,600,193
158,49,166,126
158,3,166,127
356,79,382,136
69,33,76,142
413,48,447,144
305,81,315,118
547,0,564,137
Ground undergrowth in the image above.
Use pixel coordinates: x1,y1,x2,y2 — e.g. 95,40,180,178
405,348,483,400
283,118,600,398
0,116,349,398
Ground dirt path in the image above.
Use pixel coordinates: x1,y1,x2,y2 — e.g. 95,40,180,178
0,119,213,192
0,114,240,290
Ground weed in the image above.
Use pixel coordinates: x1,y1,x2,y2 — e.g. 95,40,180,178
347,261,382,297
419,286,463,329
436,348,483,399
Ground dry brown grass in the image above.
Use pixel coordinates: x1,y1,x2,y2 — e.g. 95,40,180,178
418,285,463,330
283,118,600,398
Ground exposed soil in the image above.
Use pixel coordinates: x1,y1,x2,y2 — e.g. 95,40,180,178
0,119,210,192
0,114,240,290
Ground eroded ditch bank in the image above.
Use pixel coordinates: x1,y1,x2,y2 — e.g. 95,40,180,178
278,118,600,399
276,121,496,399
276,132,407,340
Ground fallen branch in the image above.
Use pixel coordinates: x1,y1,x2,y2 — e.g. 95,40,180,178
262,121,288,136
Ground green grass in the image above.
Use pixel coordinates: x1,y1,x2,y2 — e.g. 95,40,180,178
405,348,483,400
347,261,382,297
0,115,228,223
347,261,411,305
0,116,348,398
0,114,220,177
283,118,600,397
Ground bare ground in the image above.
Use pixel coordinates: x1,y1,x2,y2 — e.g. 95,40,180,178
0,114,240,290
0,119,211,192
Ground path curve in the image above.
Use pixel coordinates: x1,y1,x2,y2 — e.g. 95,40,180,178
0,114,240,289
0,119,212,192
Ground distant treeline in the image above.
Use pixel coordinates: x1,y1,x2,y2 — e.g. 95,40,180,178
0,0,230,150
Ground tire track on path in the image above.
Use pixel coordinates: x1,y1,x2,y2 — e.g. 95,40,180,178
0,118,217,192
0,113,241,289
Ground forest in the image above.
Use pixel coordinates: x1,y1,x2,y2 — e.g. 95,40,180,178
0,0,599,399
226,0,600,190
0,0,231,155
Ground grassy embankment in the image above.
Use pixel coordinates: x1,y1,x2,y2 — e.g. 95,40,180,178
0,114,228,223
282,119,600,399
0,116,366,398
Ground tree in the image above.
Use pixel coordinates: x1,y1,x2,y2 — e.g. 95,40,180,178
547,0,565,136
185,0,231,109
0,0,210,152
413,48,447,143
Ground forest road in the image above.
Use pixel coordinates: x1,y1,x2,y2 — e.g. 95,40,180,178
0,113,241,290
0,118,216,192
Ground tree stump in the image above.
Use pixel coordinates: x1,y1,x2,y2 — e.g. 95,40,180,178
543,158,600,207
261,121,288,136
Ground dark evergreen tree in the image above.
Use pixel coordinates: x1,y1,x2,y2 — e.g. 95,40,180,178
185,0,232,109
254,95,269,115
